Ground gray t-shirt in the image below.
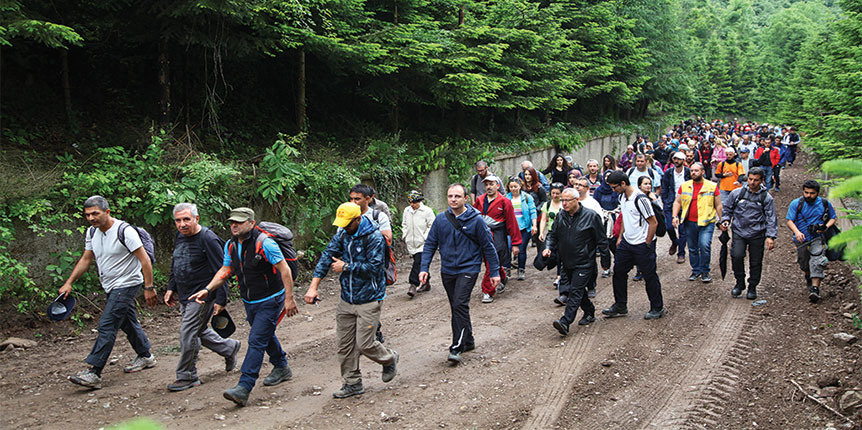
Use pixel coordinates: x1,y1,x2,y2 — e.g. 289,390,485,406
363,208,391,233
85,219,144,292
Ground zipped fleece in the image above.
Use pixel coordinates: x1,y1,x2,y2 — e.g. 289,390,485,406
313,217,386,305
421,205,500,275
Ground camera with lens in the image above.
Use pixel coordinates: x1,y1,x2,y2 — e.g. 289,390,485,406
808,224,826,236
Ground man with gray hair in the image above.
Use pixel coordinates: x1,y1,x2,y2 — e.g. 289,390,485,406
164,203,241,392
60,195,158,390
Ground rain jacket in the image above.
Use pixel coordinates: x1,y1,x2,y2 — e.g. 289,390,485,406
313,217,386,304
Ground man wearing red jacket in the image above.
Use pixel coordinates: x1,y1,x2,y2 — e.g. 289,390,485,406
754,137,780,191
474,175,522,303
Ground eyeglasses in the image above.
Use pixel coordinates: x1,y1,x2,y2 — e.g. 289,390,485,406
560,198,576,203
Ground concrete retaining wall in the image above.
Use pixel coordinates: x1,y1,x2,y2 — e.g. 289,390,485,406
422,133,636,212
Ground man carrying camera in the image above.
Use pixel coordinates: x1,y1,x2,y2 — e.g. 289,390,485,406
785,180,837,303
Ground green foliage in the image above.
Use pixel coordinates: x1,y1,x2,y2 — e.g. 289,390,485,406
108,418,161,430
0,1,83,48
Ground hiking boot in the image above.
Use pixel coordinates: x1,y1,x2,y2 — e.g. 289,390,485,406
69,369,101,390
167,379,201,392
602,304,628,318
407,284,417,298
809,286,820,303
669,243,678,256
447,350,462,364
578,315,596,326
553,319,569,336
124,354,156,373
688,272,701,281
644,308,667,320
731,286,744,297
554,295,567,306
417,282,431,292
263,365,293,386
382,350,398,383
482,293,494,303
746,288,757,300
223,385,250,406
333,383,365,399
517,269,525,281
633,272,644,281
587,288,596,298
701,273,712,283
226,340,241,372
601,269,611,278
677,255,686,264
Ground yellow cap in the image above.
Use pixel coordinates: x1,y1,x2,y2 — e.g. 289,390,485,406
333,202,361,228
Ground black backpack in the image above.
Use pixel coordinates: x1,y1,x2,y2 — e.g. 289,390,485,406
89,221,156,264
630,194,667,237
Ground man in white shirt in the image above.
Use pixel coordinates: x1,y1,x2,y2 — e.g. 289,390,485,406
602,172,666,320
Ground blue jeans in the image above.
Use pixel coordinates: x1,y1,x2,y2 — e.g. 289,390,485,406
239,292,288,391
517,229,532,270
86,284,151,368
684,221,715,275
761,165,773,190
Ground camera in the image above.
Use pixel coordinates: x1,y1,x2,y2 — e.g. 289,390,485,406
808,224,826,236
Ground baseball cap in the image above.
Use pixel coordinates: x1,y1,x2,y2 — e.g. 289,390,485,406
483,174,501,184
48,294,76,322
227,207,255,223
672,152,686,160
333,202,361,228
739,147,750,153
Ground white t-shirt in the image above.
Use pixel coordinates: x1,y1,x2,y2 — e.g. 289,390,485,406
620,190,655,245
85,219,144,292
628,168,660,192
673,168,686,192
579,196,603,215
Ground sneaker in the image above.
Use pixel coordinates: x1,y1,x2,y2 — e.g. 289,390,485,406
504,267,511,280
496,282,506,294
226,340,241,372
809,286,820,303
223,385,250,406
688,272,701,281
417,282,431,292
69,369,101,390
553,295,567,306
407,284,417,298
633,272,644,281
168,379,201,392
263,365,293,386
644,308,667,320
381,350,398,383
601,269,611,278
124,354,157,373
731,286,744,297
553,319,569,336
463,344,475,352
482,293,494,303
774,187,780,192
578,315,596,326
746,288,757,300
701,273,712,283
333,382,365,399
587,288,596,298
447,350,462,364
517,269,525,281
669,243,678,256
602,304,628,318
676,255,686,264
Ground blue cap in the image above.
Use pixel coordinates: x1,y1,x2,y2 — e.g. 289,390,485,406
48,294,76,321
739,147,750,153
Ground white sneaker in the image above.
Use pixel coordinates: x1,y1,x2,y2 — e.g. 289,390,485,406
482,293,494,303
124,354,157,373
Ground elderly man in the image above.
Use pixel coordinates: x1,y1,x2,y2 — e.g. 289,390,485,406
190,207,299,406
164,203,241,392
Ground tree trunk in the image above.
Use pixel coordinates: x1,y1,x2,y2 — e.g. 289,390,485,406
158,40,171,127
60,50,73,126
394,3,399,24
296,49,307,132
459,4,465,26
641,99,650,117
392,96,400,133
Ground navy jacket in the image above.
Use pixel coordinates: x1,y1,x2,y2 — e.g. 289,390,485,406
421,205,500,275
313,217,387,304
593,182,620,211
661,165,691,209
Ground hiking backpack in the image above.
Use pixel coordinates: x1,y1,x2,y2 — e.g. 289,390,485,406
370,210,397,285
624,194,667,237
253,221,298,280
89,221,156,264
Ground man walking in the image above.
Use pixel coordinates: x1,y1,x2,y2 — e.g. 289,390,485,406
672,163,723,283
786,180,838,303
660,152,690,264
473,175,521,303
304,202,398,398
350,184,392,243
190,207,299,406
547,188,608,336
602,172,666,320
402,190,436,297
61,196,158,390
715,147,745,206
420,184,500,364
164,203,241,391
719,168,777,300
574,177,604,298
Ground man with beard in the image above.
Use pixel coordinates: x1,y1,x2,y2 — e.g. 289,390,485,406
672,163,723,283
786,180,838,303
714,147,745,206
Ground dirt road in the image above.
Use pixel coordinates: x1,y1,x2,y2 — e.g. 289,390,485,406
2,162,860,429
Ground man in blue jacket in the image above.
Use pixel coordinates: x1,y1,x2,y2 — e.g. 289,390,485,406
305,202,398,399
420,184,500,365
660,152,691,264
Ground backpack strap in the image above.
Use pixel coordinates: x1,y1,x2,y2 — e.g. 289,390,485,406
821,198,830,223
445,211,479,245
115,221,133,255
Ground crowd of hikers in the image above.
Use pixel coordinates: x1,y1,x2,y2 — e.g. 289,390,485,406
55,118,841,407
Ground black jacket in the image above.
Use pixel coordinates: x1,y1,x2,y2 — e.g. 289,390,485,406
544,206,608,270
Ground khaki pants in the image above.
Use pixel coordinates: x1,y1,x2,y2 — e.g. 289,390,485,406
336,299,395,385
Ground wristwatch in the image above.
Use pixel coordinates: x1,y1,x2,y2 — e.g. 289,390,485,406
143,286,155,291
